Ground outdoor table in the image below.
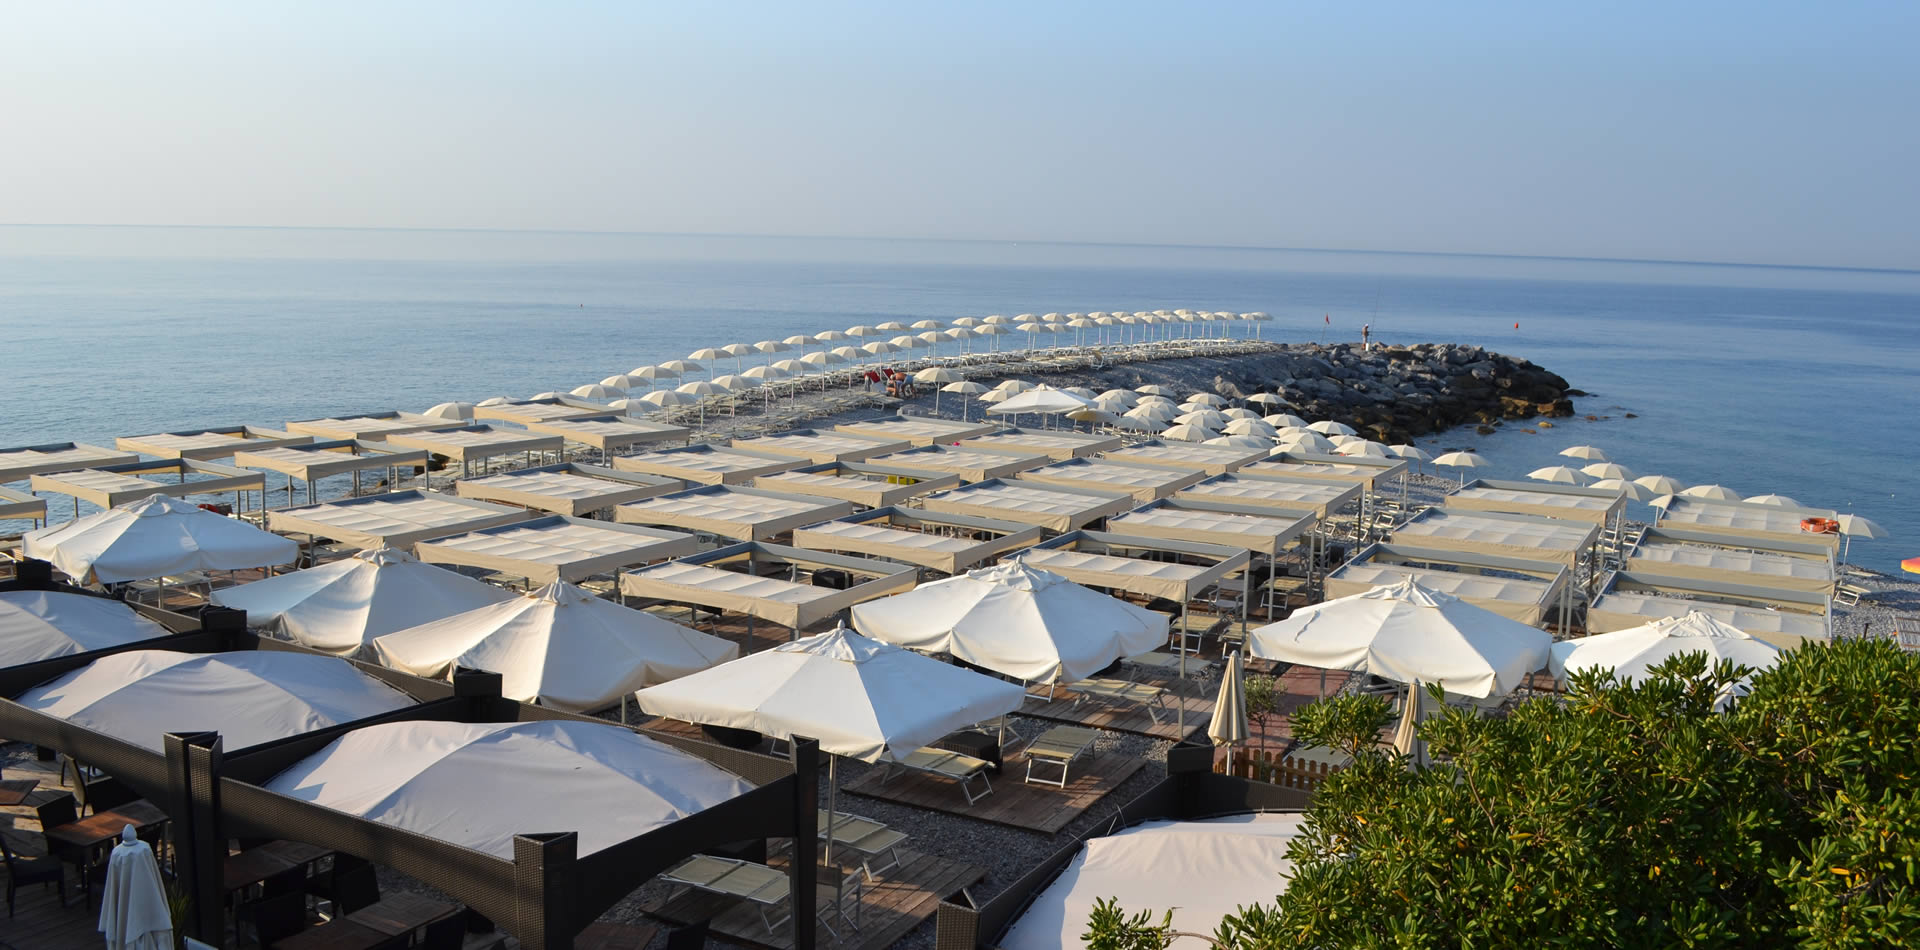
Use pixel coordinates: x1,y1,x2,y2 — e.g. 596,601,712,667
274,918,391,950
577,921,660,950
44,800,168,852
0,778,38,806
258,839,333,868
224,847,297,893
347,891,459,936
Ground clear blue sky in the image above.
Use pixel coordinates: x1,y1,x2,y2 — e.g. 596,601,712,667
4,3,1915,268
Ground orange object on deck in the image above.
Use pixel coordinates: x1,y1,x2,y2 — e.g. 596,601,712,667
1801,517,1839,534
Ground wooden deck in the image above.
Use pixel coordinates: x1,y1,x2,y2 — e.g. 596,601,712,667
2,753,113,950
1019,669,1217,742
643,847,983,950
841,752,1144,834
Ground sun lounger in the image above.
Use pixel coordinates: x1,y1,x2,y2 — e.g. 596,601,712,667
817,809,908,882
1024,725,1101,787
1833,582,1870,607
1070,677,1170,724
883,746,995,804
659,854,792,934
1121,651,1202,679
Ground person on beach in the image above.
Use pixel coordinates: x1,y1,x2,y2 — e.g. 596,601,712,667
1362,323,1370,352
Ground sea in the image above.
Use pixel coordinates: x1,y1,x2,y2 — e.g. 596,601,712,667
2,226,1916,573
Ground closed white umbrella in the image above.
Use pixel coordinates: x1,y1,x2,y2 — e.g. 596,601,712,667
1549,611,1779,710
1208,651,1247,748
1528,466,1590,485
99,825,172,950
211,546,511,656
1680,484,1743,501
1558,445,1611,462
25,494,298,584
1581,462,1635,481
423,401,475,421
1634,474,1686,495
1390,682,1432,768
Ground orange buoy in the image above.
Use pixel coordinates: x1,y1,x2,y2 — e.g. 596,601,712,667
1801,517,1839,534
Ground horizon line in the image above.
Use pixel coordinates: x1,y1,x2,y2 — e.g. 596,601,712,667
2,221,1916,278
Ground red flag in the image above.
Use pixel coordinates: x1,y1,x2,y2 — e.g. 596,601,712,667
1324,314,1330,324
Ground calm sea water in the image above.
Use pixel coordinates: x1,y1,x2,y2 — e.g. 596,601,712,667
2,226,1916,572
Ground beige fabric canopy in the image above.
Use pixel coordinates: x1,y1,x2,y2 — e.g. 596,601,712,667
730,429,910,464
115,426,311,461
1239,459,1379,491
960,428,1123,461
1325,562,1560,626
232,439,427,485
610,445,802,486
1447,478,1626,527
0,485,47,523
754,461,961,509
1014,458,1207,504
614,485,851,541
1018,530,1250,603
32,459,265,509
1587,590,1830,650
792,507,1042,574
1626,542,1834,594
619,542,917,630
1101,441,1266,475
1392,507,1598,568
518,415,690,452
1637,524,1835,564
863,445,1053,483
383,426,564,464
1656,497,1841,554
414,515,696,584
454,463,683,516
1176,473,1362,520
1597,567,1831,622
0,442,137,484
833,416,999,447
267,490,533,549
284,411,467,441
1108,501,1317,556
919,479,1132,533
1255,450,1409,489
470,398,614,425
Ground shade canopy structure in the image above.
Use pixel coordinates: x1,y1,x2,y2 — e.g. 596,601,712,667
636,627,1024,762
267,490,532,550
0,590,173,668
469,397,615,426
382,426,564,472
516,415,691,453
15,649,417,752
1326,541,1573,628
609,444,803,486
1591,569,1831,640
961,428,1123,462
26,494,299,584
792,507,1043,574
210,546,512,655
232,439,430,496
615,485,851,543
115,426,311,461
1587,587,1831,650
1102,441,1267,476
1110,498,1318,557
984,385,1097,416
1248,578,1552,699
999,814,1307,950
832,415,999,447
919,479,1133,534
1392,507,1599,569
1655,496,1842,556
260,718,754,859
1549,610,1781,706
453,462,683,517
619,542,918,631
32,458,267,510
1177,473,1361,521
371,581,736,711
414,516,696,584
850,562,1168,683
863,445,1054,483
1255,450,1410,488
284,411,469,442
1014,458,1209,504
1021,530,1251,604
730,429,911,465
0,485,47,524
1625,541,1835,594
1449,478,1627,527
0,442,138,484
754,460,962,509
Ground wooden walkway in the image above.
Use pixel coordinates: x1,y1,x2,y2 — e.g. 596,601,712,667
643,847,983,950
1020,675,1216,743
2,753,112,950
841,753,1144,834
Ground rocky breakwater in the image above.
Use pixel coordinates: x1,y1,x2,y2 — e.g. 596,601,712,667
1208,342,1576,445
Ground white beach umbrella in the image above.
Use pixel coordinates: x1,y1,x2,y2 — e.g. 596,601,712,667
875,321,909,332
686,347,725,362
952,317,981,328
782,334,816,347
911,319,946,331
1246,393,1289,407
0,590,170,669
1278,432,1337,453
676,380,722,396
601,374,641,389
1337,441,1393,459
1389,444,1434,462
1528,466,1591,485
741,365,789,381
423,402,475,421
640,389,698,408
1066,408,1126,428
1125,404,1179,427
1161,423,1219,443
658,359,702,376
846,325,886,338
1549,611,1779,709
1558,445,1611,462
1432,451,1491,485
1247,578,1551,699
25,494,298,584
861,341,899,357
475,396,513,407
1208,651,1248,748
1097,389,1140,408
1581,462,1635,481
1837,514,1887,539
1742,494,1804,507
1634,474,1686,495
995,379,1036,394
983,315,1012,325
943,380,989,419
801,351,846,368
914,367,960,385
530,392,564,400
772,358,809,374
1224,419,1278,437
710,374,760,392
1264,413,1309,428
1206,435,1271,449
1174,409,1228,428
1184,393,1228,408
211,546,512,656
1326,434,1365,448
570,384,624,400
606,398,655,416
1220,408,1262,422
1111,416,1158,433
1680,484,1744,501
1092,395,1133,414
1136,384,1178,398
831,346,866,361
1648,494,1679,510
628,365,679,382
889,335,923,350
815,329,849,342
1589,478,1656,502
1307,421,1357,436
977,389,1011,405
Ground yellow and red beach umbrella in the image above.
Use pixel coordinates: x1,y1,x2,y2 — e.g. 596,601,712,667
1903,556,1920,575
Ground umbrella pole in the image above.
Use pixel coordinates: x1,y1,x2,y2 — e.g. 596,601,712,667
826,756,838,868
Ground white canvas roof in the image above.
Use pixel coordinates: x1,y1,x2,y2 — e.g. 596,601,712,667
985,386,1095,416
1550,611,1781,707
791,509,1041,574
850,562,1168,683
1244,455,1405,491
1626,542,1834,594
517,415,690,451
210,546,512,656
383,426,564,463
635,627,1024,762
413,516,695,583
15,649,417,752
920,480,1132,533
1447,479,1625,527
267,490,532,549
115,426,311,461
619,544,917,630
863,446,1053,483
1108,504,1316,556
1392,507,1598,568
371,581,737,711
0,442,137,484
1324,562,1560,626
32,459,266,509
454,463,683,516
961,428,1123,461
610,445,802,486
232,440,429,483
26,494,299,583
0,485,47,522
1177,474,1361,520
1015,458,1207,504
833,416,999,447
1656,497,1841,553
284,411,466,441
730,429,910,464
754,462,961,509
1587,590,1829,649
470,399,615,425
1001,813,1307,950
260,719,753,859
615,486,850,542
1016,532,1249,604
0,590,172,668
1247,578,1552,698
1101,442,1266,475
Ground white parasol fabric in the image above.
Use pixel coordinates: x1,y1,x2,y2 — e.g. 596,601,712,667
1246,578,1551,698
1558,445,1610,462
1549,611,1780,709
99,825,172,950
370,581,737,712
850,562,1167,683
0,590,171,668
1208,651,1247,746
986,386,1096,416
211,546,511,656
1527,466,1590,485
1680,484,1743,501
24,494,299,584
261,719,752,859
423,402,475,421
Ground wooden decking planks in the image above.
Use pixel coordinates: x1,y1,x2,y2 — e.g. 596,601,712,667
1019,674,1216,742
2,756,109,950
841,753,1144,834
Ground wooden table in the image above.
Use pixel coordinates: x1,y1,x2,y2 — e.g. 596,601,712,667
43,800,168,851
259,839,333,867
347,891,458,936
0,778,39,806
273,918,391,950
225,847,297,893
577,921,660,950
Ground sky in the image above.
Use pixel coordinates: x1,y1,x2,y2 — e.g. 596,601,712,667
3,3,1916,269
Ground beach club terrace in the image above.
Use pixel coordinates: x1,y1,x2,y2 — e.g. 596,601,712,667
729,428,911,464
30,458,269,515
0,441,138,484
1100,440,1267,476
516,413,692,453
1324,541,1574,630
1175,472,1364,522
1653,495,1844,558
619,540,917,640
381,425,567,478
610,444,804,486
615,484,852,544
791,506,1043,575
958,427,1123,461
231,438,431,506
413,514,696,587
753,459,962,510
454,461,685,516
266,489,533,552
113,425,312,461
917,479,1134,534
0,485,48,526
282,410,470,442
470,396,621,425
1590,568,1832,648
1013,457,1209,505
831,414,999,447
1020,530,1252,624
860,444,1054,484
